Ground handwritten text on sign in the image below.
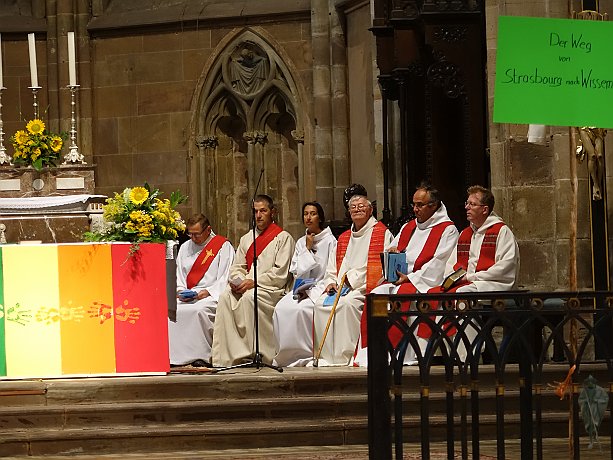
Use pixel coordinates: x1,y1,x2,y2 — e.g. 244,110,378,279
493,16,613,128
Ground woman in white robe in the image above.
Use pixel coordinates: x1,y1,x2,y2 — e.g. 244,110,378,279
273,202,337,367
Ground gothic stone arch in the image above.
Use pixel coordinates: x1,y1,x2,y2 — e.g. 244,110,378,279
190,28,306,243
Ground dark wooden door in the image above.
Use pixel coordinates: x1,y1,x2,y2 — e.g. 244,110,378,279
374,0,489,229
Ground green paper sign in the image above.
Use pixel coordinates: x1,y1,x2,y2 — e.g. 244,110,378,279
494,15,613,128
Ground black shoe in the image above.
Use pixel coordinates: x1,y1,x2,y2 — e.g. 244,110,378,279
190,359,210,368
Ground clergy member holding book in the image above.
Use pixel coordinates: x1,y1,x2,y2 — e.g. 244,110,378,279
212,195,294,366
169,213,235,367
273,202,337,367
428,185,519,361
313,194,393,366
353,182,458,367
440,185,518,293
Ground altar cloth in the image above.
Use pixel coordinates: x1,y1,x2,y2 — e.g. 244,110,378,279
0,194,106,213
0,242,169,379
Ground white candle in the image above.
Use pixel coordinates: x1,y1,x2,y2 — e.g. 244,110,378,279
28,33,38,88
0,33,3,88
67,31,76,86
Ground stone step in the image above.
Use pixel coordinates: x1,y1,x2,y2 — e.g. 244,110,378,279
0,411,578,457
0,365,608,457
6,438,610,460
1,363,600,407
0,386,578,433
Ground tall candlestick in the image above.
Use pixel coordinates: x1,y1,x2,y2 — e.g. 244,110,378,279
28,33,38,88
67,32,77,86
0,33,4,89
63,84,85,165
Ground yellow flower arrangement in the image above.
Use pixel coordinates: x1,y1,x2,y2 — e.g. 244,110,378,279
10,119,66,171
84,183,187,244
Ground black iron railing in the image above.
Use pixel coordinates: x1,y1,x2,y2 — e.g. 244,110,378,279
367,291,613,460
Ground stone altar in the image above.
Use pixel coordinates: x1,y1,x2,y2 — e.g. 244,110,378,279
0,165,105,243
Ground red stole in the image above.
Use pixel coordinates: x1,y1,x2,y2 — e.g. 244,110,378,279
245,223,283,271
360,221,453,348
453,222,505,272
410,221,454,272
336,221,387,294
396,220,417,252
186,235,228,289
418,222,506,339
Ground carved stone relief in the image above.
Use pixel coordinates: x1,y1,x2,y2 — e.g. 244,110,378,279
193,29,304,241
227,43,271,97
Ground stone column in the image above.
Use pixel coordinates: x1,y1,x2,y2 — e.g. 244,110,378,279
195,135,219,218
292,129,305,205
244,131,268,199
329,4,350,219
311,0,335,217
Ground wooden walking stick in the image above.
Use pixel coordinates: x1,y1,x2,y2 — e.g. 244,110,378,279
314,273,347,367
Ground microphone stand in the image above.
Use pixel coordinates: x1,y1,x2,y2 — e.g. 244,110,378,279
214,167,283,373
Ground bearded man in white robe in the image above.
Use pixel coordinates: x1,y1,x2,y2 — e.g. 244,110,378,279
313,195,393,366
212,195,294,367
354,183,459,367
169,213,234,367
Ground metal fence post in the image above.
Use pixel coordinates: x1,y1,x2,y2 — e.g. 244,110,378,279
368,294,392,460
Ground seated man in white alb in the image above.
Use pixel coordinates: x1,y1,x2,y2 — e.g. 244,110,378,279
430,185,519,361
169,213,234,367
273,202,337,367
313,195,393,366
354,183,458,367
212,195,295,366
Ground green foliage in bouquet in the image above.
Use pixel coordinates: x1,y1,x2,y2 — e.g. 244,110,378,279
10,119,67,171
84,183,187,244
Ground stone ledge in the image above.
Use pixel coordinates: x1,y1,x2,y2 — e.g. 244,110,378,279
88,0,310,33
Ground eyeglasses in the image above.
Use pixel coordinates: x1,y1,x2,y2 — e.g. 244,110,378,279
349,204,368,211
188,229,206,237
465,201,485,208
411,202,433,209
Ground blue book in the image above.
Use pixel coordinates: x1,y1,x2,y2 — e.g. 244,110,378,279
322,285,350,306
179,289,198,300
292,278,316,295
384,252,408,283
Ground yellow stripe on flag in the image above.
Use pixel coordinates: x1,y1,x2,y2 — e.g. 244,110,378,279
3,245,61,377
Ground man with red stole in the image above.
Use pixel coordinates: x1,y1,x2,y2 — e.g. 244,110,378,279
353,183,459,367
313,195,393,366
212,195,295,366
431,185,519,361
442,185,519,292
169,213,234,367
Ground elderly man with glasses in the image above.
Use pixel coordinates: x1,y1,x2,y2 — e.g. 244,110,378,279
169,213,234,368
354,182,459,367
313,194,393,366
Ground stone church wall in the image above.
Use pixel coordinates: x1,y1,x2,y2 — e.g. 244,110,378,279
88,3,313,243
486,0,613,290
